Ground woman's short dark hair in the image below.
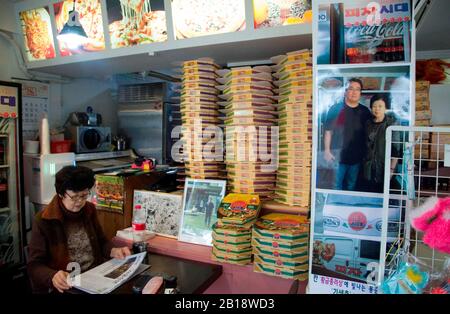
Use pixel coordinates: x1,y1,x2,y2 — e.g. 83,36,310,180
55,166,95,196
370,93,391,110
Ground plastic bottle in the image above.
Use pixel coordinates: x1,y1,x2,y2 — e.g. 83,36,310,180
132,204,146,243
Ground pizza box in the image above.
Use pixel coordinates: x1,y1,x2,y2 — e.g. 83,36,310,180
219,91,276,101
276,181,310,192
271,49,312,65
224,109,277,119
277,104,312,113
213,222,252,236
176,58,220,69
181,73,218,82
253,254,309,269
213,244,253,257
221,102,276,111
278,93,312,104
217,193,261,225
275,86,313,97
216,72,273,85
181,80,217,89
278,142,312,151
212,250,252,265
276,79,313,90
253,261,308,280
212,232,252,245
217,80,273,91
253,244,309,262
272,60,312,73
274,69,313,80
253,213,309,239
212,235,253,249
180,87,219,96
273,196,310,207
251,237,309,254
216,66,272,78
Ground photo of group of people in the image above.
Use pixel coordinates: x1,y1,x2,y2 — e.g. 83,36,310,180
316,67,411,193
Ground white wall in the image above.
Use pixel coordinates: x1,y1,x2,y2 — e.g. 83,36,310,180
61,79,118,134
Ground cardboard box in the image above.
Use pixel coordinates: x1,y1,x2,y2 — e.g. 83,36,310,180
253,261,308,280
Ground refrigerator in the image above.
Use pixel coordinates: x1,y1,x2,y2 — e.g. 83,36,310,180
117,82,180,165
0,81,24,269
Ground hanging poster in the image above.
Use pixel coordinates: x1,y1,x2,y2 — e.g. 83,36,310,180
317,0,411,65
106,0,167,49
53,0,105,56
315,67,411,193
178,178,226,246
253,0,312,29
310,0,414,294
19,7,56,61
171,0,246,39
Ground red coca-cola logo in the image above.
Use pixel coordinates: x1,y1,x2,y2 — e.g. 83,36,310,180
348,212,367,231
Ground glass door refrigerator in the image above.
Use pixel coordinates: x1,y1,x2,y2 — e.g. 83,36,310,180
0,81,24,271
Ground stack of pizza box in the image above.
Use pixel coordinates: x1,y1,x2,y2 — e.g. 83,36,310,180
252,213,310,280
271,49,313,207
216,66,278,199
175,58,224,180
212,193,261,265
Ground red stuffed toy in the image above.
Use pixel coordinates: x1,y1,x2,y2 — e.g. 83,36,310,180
410,197,450,254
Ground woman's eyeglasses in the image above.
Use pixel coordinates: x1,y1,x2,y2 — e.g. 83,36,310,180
65,191,91,202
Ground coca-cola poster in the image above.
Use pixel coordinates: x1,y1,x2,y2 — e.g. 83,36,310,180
317,0,412,64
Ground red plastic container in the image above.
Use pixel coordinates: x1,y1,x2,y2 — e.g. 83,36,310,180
50,140,72,153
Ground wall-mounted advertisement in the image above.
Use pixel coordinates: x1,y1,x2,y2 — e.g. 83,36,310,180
19,7,56,61
316,67,410,194
53,0,105,56
317,0,411,64
107,0,167,49
171,0,246,39
253,0,312,29
311,0,414,294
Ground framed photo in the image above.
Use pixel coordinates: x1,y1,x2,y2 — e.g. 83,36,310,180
133,190,183,238
178,178,227,246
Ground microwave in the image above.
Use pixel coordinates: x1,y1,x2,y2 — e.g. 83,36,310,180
69,126,111,153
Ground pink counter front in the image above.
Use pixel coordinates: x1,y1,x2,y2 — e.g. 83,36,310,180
113,235,307,294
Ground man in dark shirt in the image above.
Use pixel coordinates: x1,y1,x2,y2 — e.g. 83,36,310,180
204,198,214,227
323,78,372,191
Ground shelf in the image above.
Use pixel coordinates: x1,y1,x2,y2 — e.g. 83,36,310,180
316,62,412,70
0,207,10,213
0,165,9,169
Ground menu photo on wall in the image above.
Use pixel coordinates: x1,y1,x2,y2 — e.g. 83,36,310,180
19,7,56,61
107,0,167,49
317,0,412,65
171,0,246,39
53,0,105,56
253,0,312,29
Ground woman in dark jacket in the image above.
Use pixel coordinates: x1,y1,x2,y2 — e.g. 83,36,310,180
27,166,131,293
363,94,400,193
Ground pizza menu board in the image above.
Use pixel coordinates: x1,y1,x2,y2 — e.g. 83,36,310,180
107,0,167,49
53,0,105,56
253,0,312,29
171,0,246,39
19,7,56,61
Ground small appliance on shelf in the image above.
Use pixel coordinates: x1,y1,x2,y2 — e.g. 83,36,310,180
66,106,111,154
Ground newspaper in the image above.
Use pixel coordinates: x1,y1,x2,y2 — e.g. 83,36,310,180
71,252,147,294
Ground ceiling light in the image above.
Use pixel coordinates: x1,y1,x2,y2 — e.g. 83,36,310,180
57,0,88,49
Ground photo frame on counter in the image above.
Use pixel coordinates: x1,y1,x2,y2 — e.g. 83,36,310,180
133,190,183,238
178,178,226,246
309,0,415,294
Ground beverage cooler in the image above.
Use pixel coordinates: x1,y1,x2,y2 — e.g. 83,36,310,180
0,81,24,270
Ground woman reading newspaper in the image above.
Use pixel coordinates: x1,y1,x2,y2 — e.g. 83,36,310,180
27,166,131,293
